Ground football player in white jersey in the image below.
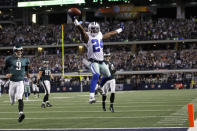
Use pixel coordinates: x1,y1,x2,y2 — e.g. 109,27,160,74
24,77,31,100
70,16,123,103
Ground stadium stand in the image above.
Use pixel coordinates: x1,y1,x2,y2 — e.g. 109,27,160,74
0,18,197,46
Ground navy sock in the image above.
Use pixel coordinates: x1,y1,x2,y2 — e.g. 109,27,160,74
43,94,48,102
102,95,106,108
110,93,115,106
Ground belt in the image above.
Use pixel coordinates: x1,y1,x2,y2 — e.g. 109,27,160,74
89,58,103,64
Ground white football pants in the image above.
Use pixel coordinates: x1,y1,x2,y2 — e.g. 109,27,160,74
102,79,116,95
9,81,24,104
41,80,51,94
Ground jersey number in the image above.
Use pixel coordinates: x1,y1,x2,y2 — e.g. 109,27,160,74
92,39,103,52
45,70,50,75
16,61,21,70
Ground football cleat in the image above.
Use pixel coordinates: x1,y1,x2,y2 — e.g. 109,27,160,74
46,103,52,107
41,103,46,108
18,112,25,123
89,97,96,104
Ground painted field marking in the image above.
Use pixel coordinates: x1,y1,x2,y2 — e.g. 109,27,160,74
155,97,197,127
0,116,187,120
0,105,185,108
0,127,189,130
0,109,179,114
52,97,73,99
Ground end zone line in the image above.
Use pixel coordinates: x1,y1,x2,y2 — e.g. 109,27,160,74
0,109,181,113
0,127,189,130
0,116,187,120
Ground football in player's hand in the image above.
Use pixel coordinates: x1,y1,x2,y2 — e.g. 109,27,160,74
68,8,81,17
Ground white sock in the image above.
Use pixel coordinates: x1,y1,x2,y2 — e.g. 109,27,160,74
19,111,24,114
90,93,95,98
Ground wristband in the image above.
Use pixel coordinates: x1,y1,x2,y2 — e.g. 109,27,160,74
74,19,80,26
116,28,123,34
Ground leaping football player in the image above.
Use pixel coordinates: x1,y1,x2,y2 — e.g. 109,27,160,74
4,45,31,123
37,60,54,108
69,12,123,104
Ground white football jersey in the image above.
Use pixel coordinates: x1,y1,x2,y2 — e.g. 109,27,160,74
86,32,104,61
24,78,30,86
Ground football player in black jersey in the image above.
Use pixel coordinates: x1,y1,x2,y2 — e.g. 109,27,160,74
100,52,116,112
37,60,54,108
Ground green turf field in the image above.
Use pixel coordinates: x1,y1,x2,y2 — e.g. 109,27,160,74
0,89,197,129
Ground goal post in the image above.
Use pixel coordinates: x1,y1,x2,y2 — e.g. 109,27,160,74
61,24,92,92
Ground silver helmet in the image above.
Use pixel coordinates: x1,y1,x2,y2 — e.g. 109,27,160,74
88,22,100,37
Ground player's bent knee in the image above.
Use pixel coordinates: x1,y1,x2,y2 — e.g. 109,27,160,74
92,73,100,81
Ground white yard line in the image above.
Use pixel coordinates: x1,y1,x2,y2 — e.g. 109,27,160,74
0,116,185,120
52,97,73,99
0,110,177,114
0,105,184,108
156,97,197,127
0,127,188,130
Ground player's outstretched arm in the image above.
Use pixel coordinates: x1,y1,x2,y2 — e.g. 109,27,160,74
103,23,124,39
74,19,89,43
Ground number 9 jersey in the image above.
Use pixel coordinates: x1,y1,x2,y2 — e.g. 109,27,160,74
86,32,104,61
5,56,30,82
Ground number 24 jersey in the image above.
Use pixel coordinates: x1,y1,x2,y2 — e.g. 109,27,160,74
86,32,104,61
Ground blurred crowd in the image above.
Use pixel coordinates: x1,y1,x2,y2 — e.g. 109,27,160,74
31,49,197,72
112,49,197,71
1,48,197,74
0,18,197,46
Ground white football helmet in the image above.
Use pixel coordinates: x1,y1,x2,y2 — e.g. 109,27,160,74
88,22,100,37
43,60,49,67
